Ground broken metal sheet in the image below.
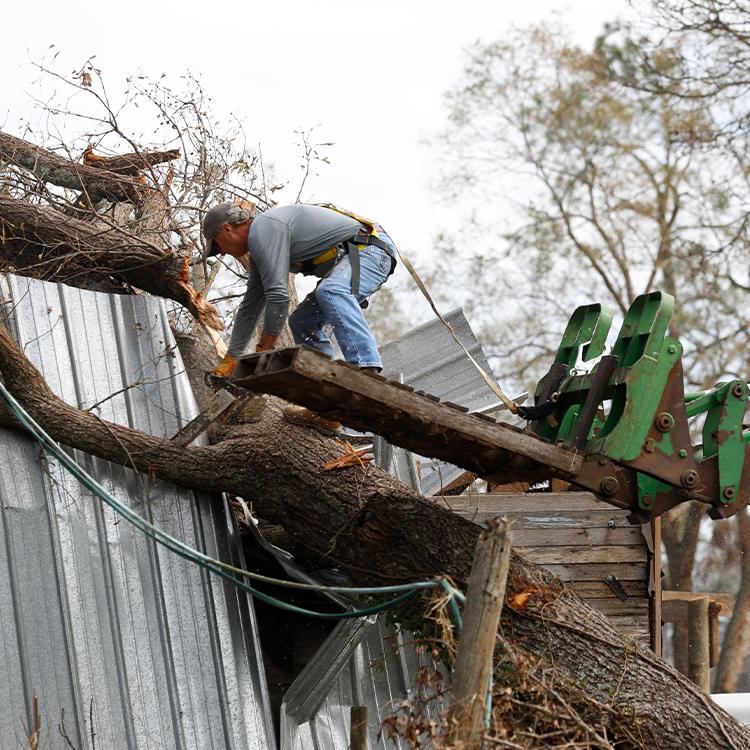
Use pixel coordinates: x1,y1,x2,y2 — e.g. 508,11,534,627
0,275,274,749
379,309,504,495
280,616,447,750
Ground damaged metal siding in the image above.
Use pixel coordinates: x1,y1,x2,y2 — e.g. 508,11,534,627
281,616,444,750
379,308,502,495
0,276,274,749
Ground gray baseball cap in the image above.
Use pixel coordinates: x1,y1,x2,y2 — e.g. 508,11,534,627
201,202,252,257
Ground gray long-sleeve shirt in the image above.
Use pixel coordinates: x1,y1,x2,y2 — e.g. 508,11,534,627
227,204,362,356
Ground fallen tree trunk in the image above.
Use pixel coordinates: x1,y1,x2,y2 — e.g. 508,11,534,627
0,130,143,203
0,196,221,329
0,321,746,749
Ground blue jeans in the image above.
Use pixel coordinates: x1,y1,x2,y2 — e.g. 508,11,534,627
289,233,395,369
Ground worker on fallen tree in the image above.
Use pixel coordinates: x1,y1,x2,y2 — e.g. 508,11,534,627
202,201,397,433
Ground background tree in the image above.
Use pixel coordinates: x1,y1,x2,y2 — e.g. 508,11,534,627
601,0,750,691
435,23,749,689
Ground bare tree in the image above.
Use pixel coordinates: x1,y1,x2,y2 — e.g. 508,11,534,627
435,23,750,690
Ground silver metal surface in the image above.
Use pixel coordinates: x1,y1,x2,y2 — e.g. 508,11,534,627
0,276,274,749
281,616,446,750
380,309,498,495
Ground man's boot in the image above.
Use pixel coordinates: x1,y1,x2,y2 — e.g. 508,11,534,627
282,405,341,436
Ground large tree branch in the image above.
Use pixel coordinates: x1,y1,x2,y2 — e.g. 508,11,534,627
0,196,221,329
0,320,746,747
0,130,143,203
83,145,181,175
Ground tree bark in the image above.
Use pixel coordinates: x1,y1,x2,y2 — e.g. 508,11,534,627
662,502,706,675
0,196,221,329
0,130,143,203
714,510,750,692
0,322,746,748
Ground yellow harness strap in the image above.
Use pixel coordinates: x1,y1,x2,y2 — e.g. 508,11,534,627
300,203,381,269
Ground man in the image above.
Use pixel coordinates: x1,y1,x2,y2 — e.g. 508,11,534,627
202,201,397,433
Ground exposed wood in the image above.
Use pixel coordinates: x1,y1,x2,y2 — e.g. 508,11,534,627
0,130,143,202
0,196,221,329
447,493,617,512
587,598,650,616
517,545,645,564
466,524,642,546
709,601,722,668
447,518,511,749
543,562,648,581
436,469,477,495
662,592,735,620
649,518,663,656
83,145,180,175
568,580,649,598
688,596,710,692
449,491,653,645
449,507,634,529
232,348,584,481
350,706,368,750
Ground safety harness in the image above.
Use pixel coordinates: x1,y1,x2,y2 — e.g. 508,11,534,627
293,204,396,306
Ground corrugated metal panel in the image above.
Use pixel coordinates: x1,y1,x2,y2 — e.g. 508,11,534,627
281,616,446,750
379,309,499,495
380,308,501,414
0,275,274,749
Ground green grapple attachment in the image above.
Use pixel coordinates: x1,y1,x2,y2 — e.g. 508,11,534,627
528,291,749,522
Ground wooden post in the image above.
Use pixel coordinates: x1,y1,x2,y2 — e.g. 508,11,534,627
687,595,710,692
350,705,368,750
447,517,511,749
709,601,722,668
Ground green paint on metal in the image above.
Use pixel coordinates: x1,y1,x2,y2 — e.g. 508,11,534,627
702,380,747,503
637,473,673,511
592,293,680,461
553,303,613,367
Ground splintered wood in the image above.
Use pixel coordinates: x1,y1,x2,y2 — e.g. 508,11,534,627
323,442,372,471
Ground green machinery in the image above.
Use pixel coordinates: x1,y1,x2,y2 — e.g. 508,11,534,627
526,290,749,522
231,289,747,523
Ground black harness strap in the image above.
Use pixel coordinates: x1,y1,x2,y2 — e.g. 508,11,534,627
343,230,391,304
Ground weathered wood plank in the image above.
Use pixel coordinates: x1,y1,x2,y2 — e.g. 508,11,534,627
450,509,637,530
446,493,627,514
543,562,649,581
568,580,649,599
451,522,641,546
588,598,650,616
232,350,585,481
521,545,646,564
448,518,511,747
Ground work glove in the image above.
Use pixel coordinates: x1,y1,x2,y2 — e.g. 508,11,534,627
212,353,238,378
256,332,279,352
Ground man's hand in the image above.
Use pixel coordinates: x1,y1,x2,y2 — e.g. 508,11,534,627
212,353,238,378
256,332,279,352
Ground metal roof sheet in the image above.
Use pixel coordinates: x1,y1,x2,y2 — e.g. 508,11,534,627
280,616,446,750
0,275,274,749
380,308,501,414
379,309,498,495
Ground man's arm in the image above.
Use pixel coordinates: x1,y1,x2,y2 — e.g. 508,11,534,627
227,260,266,357
249,217,292,336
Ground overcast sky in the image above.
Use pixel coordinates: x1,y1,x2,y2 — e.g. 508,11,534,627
2,0,631,307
